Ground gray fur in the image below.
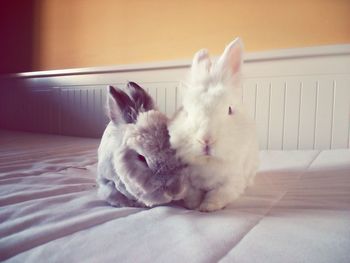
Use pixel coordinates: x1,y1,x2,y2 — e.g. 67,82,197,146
97,82,188,208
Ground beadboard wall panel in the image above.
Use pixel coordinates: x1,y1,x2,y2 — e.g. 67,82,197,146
1,45,349,150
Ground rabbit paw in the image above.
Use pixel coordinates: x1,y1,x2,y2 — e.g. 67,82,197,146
183,188,204,210
198,200,225,212
184,197,201,210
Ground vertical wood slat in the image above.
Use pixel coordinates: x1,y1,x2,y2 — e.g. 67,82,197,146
267,83,272,148
94,87,108,133
67,89,73,134
87,88,94,132
298,79,317,149
146,85,158,109
156,86,166,113
331,76,350,148
330,80,336,149
165,85,177,117
283,79,301,150
255,80,270,149
314,78,334,149
62,88,68,135
56,88,62,134
80,89,87,136
268,80,285,150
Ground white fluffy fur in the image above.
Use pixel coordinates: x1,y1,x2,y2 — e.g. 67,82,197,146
169,38,259,212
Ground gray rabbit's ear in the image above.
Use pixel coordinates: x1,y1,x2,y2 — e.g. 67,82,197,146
107,85,136,123
127,82,155,112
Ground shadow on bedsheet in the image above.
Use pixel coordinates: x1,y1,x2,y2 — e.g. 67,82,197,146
1,164,349,262
230,165,350,213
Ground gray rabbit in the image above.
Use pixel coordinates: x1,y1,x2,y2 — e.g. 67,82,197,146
97,82,188,207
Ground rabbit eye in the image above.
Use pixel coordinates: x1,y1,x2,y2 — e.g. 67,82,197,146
228,106,233,115
137,154,147,164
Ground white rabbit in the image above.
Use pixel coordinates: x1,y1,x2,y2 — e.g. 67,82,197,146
97,82,188,208
169,38,259,212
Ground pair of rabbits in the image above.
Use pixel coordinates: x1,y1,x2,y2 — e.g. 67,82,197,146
97,38,259,212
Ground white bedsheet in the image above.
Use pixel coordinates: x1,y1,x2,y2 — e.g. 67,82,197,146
1,130,349,263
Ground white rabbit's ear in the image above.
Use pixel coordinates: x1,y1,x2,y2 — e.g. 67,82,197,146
190,49,212,83
217,37,243,80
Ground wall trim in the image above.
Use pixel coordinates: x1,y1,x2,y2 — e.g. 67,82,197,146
3,44,350,79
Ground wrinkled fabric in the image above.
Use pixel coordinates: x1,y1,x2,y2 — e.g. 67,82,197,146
0,130,349,263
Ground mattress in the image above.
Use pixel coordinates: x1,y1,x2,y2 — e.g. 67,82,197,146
0,130,349,263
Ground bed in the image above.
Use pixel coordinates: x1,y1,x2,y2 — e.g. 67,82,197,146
1,44,350,262
0,130,349,262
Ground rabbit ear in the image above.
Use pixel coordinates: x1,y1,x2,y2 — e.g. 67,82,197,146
190,49,212,83
127,82,155,112
107,85,135,123
217,37,243,81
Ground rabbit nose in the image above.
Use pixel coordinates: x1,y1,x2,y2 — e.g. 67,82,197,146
196,137,216,146
197,137,216,156
204,145,210,155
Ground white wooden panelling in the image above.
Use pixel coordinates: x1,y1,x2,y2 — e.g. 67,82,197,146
58,86,108,137
165,85,177,117
314,78,334,149
298,79,317,150
255,80,270,149
332,77,350,148
1,44,349,149
283,79,301,150
141,82,182,116
268,80,285,150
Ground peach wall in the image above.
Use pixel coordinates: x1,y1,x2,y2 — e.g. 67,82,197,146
33,0,350,70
